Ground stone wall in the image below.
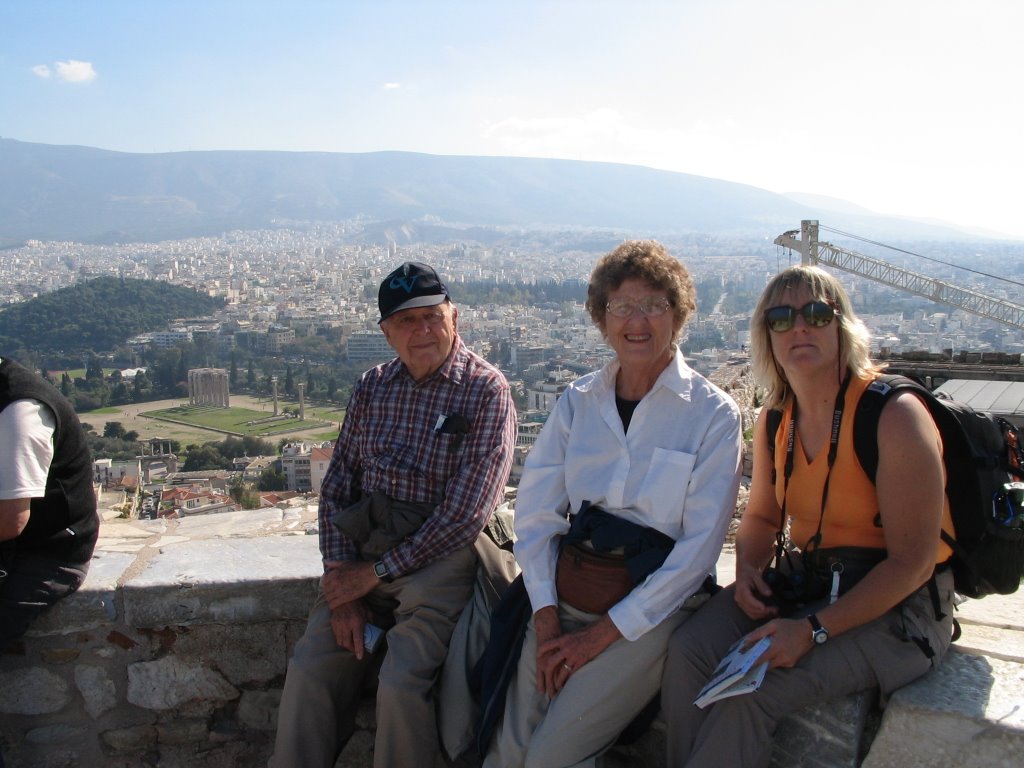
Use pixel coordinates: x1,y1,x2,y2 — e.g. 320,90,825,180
2,499,1022,768
0,510,323,768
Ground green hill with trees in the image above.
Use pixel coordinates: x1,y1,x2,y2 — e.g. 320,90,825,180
0,277,224,356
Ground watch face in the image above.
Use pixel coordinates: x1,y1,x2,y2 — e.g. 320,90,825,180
373,561,387,579
813,628,828,644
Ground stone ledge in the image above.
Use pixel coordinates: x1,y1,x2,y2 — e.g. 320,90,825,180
862,650,1024,768
3,517,1021,768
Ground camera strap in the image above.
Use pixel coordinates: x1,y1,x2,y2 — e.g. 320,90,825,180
773,373,852,569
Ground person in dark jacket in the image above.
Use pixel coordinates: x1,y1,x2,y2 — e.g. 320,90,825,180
0,357,98,649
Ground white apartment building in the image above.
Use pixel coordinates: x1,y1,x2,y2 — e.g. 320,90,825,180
347,330,393,364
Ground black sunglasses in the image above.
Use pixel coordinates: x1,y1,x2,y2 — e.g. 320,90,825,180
765,301,839,333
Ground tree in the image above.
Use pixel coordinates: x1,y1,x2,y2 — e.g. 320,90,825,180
258,466,287,491
285,364,294,396
176,352,187,389
85,355,105,381
103,422,127,440
327,377,338,401
230,354,238,388
247,359,256,389
182,443,231,472
229,476,263,509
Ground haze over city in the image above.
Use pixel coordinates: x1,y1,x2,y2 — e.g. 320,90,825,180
2,0,1022,239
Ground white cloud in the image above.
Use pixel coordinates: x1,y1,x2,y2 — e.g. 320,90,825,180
32,65,52,79
481,109,737,177
54,60,97,83
383,82,401,90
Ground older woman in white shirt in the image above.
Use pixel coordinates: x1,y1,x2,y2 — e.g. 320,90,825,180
483,240,743,767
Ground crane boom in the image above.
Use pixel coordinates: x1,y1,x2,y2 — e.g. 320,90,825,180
774,220,1024,331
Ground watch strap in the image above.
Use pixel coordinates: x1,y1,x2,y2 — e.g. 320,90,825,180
807,614,828,644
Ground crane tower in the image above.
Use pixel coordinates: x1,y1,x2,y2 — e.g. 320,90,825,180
774,220,1024,331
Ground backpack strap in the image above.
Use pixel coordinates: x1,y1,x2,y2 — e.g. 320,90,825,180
852,373,932,483
766,408,783,486
854,374,952,624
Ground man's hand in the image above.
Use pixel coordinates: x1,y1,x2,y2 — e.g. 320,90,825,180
322,560,380,611
329,600,371,658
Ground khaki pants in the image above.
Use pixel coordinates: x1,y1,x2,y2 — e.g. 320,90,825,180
484,594,705,768
662,570,956,768
269,545,477,768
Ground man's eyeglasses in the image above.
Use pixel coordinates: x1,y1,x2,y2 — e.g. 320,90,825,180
390,310,447,330
765,301,839,333
605,297,673,318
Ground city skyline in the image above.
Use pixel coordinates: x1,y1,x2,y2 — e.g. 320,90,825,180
1,1,1022,239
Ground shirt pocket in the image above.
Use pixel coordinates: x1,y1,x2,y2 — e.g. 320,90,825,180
636,447,696,525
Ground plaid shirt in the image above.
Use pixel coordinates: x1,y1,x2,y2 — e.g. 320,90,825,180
318,336,516,577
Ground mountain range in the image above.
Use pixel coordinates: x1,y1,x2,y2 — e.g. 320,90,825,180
0,138,992,247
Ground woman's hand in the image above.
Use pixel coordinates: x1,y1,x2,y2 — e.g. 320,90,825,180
733,564,779,621
745,617,814,669
535,612,622,697
533,606,564,697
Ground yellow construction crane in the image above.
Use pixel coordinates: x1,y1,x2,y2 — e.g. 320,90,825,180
774,220,1024,331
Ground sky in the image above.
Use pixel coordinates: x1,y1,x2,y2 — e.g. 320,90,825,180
2,0,1022,238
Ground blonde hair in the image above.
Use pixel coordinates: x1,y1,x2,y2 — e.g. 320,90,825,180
751,265,879,409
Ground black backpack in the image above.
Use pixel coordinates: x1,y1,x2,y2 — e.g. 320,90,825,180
766,374,1024,598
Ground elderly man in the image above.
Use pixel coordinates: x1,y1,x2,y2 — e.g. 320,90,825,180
1,357,98,649
271,262,517,768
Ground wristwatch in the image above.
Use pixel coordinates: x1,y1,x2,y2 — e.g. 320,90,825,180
808,614,829,645
372,560,393,583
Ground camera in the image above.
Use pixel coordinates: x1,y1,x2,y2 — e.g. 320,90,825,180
760,565,829,616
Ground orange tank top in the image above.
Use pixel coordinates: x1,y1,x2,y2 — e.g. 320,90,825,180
773,374,954,563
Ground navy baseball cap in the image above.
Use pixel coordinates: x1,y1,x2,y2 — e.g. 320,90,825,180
378,262,450,322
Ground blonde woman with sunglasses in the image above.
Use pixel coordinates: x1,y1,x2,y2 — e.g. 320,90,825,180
662,265,958,767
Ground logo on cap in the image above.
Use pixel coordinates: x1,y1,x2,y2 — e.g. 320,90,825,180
390,275,421,293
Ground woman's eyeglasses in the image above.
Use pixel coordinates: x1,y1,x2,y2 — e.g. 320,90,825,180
605,297,672,318
764,301,839,333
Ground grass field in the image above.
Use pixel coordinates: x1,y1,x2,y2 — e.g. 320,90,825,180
80,395,345,444
144,404,342,437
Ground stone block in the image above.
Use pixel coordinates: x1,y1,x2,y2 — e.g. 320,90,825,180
123,537,320,627
101,723,158,752
24,724,88,745
862,651,1024,768
74,663,118,718
238,689,282,731
156,717,211,745
0,667,70,715
26,550,133,635
127,655,239,710
172,621,290,685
